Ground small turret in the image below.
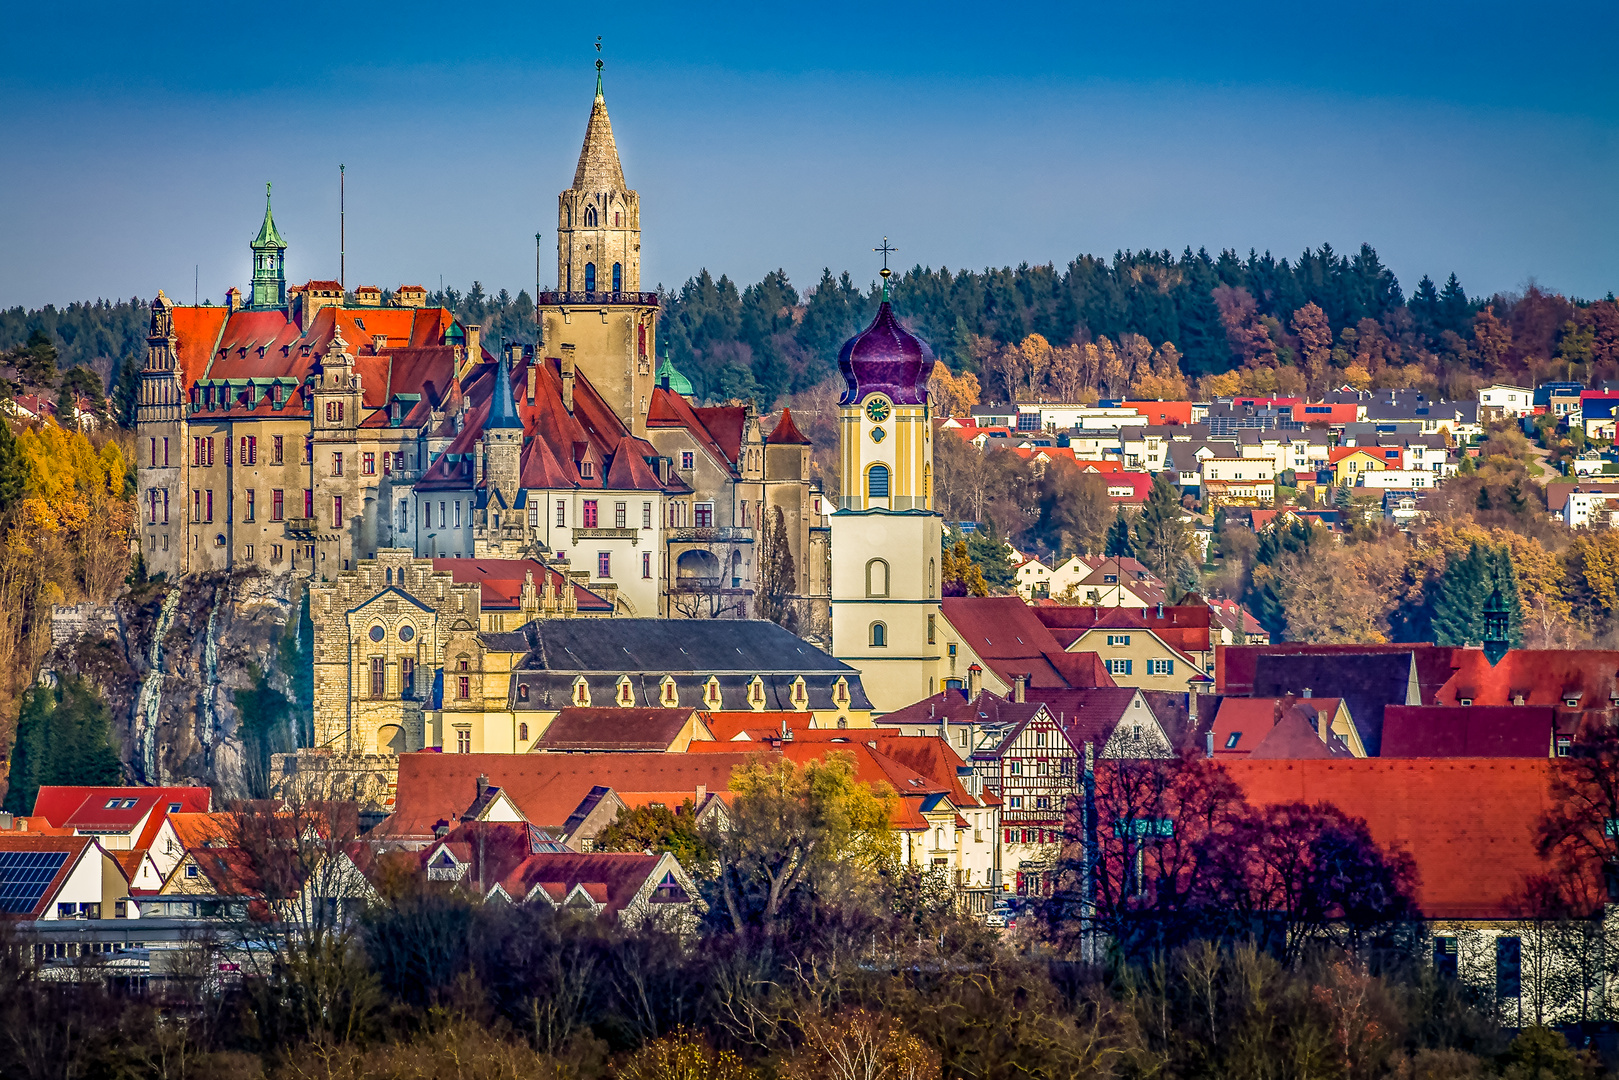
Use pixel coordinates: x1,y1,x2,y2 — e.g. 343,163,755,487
250,183,288,310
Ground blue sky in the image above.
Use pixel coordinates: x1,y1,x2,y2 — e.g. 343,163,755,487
2,1,1616,310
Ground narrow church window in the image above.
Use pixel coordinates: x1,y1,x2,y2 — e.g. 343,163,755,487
928,559,936,599
612,263,622,292
519,721,529,739
585,263,597,292
866,559,889,598
870,623,887,648
867,464,889,499
585,206,598,227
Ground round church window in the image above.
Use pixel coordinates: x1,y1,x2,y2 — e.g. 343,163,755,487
399,625,416,642
368,625,385,642
870,426,886,443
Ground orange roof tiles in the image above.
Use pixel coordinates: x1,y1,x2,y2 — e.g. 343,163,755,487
1220,758,1557,919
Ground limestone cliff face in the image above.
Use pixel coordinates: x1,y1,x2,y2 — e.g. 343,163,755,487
51,569,308,799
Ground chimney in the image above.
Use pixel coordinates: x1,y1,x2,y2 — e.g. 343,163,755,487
967,664,982,700
476,774,489,802
465,323,482,363
1301,687,1312,698
1156,601,1164,619
1013,673,1028,704
696,784,707,802
561,344,576,413
526,361,537,404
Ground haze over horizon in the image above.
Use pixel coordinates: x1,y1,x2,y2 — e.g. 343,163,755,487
3,1,1617,311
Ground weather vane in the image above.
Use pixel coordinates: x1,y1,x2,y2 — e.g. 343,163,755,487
595,36,604,93
874,236,897,298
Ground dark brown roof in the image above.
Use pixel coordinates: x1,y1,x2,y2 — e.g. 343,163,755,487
533,708,704,752
1380,705,1556,757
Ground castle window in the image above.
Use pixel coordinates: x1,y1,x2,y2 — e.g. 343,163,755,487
557,500,566,526
272,435,283,463
867,464,889,499
643,502,652,529
518,722,528,740
612,263,622,292
370,657,386,698
332,452,343,476
695,502,713,528
399,625,414,642
401,658,415,696
928,559,936,599
615,501,627,528
457,676,470,700
585,206,598,227
870,622,887,648
456,728,471,753
271,490,284,521
584,263,596,292
866,558,889,598
368,625,385,643
598,551,611,578
583,500,598,527
362,453,375,475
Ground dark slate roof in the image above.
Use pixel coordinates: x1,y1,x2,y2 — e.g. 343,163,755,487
511,618,858,674
1250,652,1417,756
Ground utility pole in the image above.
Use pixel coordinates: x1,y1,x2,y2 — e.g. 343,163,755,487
339,164,346,293
1082,741,1097,967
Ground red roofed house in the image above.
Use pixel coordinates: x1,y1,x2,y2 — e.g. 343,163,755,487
1380,705,1564,758
1123,401,1195,426
1208,695,1364,757
1432,650,1619,736
30,785,211,856
1037,607,1211,694
1221,758,1588,1024
0,834,135,922
419,822,702,928
934,596,1118,699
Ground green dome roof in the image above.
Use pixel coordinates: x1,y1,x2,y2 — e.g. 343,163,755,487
656,349,693,396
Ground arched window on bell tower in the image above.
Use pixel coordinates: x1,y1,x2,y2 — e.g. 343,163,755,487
585,263,596,292
612,263,622,292
585,205,598,227
867,464,890,499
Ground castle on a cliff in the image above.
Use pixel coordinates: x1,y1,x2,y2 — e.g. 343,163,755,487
135,73,830,629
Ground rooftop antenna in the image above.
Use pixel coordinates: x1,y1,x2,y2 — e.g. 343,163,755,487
874,236,897,301
535,232,543,341
194,265,198,306
340,164,346,293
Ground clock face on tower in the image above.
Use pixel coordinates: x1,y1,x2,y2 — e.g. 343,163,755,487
864,397,891,423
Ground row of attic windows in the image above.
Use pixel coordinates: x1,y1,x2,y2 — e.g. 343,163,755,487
525,674,851,710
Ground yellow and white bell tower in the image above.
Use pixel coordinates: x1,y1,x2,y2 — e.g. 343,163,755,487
829,263,943,712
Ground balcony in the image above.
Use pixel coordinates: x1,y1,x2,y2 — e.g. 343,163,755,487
666,526,754,544
571,527,640,546
539,290,660,307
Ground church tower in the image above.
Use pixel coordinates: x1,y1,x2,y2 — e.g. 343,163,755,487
539,61,657,436
829,264,943,712
249,183,287,310
136,290,189,578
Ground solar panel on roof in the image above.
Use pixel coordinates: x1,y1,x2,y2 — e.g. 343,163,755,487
0,850,68,914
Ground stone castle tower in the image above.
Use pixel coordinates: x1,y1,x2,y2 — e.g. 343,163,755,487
540,65,657,437
829,271,943,712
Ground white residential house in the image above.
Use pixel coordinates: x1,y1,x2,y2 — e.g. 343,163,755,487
1199,456,1277,503
1356,469,1439,489
1479,385,1536,419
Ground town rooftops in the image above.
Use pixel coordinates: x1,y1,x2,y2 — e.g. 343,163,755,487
530,707,713,752
510,617,857,675
430,558,611,613
378,751,767,843
30,786,211,850
0,835,105,919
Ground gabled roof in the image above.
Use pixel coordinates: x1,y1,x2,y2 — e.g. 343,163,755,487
938,596,1117,690
0,834,101,918
1221,758,1556,919
1380,705,1557,757
692,405,747,465
1435,650,1619,711
31,786,211,851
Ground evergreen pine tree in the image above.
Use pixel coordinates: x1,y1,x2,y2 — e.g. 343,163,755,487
1133,474,1192,585
1104,509,1136,558
110,354,141,427
1438,273,1471,335
0,418,24,513
966,528,1015,592
2,675,121,813
1429,543,1490,646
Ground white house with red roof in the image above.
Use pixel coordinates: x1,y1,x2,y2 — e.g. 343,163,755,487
30,786,211,852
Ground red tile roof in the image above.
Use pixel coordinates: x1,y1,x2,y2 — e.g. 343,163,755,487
1123,401,1195,426
766,407,810,445
1435,650,1619,711
1220,758,1556,919
693,405,747,464
533,708,708,752
939,596,1118,691
1380,706,1557,757
31,786,211,850
379,752,764,841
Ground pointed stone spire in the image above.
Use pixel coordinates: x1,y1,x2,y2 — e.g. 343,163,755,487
573,85,626,192
487,349,522,429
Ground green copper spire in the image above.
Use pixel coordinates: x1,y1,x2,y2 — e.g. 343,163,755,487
656,342,693,396
250,182,288,310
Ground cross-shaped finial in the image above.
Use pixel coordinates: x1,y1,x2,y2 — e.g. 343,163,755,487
874,236,897,272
